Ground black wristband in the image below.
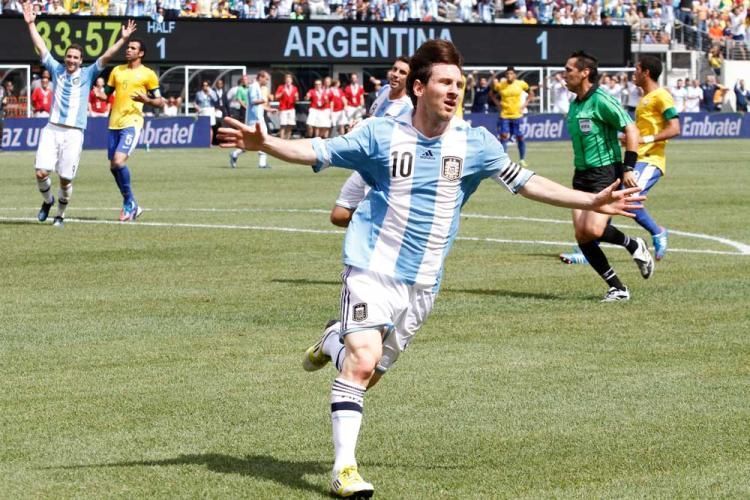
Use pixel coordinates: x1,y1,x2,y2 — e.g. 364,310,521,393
623,151,638,171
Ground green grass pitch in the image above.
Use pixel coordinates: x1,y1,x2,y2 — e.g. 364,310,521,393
1,140,748,498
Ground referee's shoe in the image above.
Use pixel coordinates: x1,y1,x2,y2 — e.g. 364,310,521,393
632,237,654,279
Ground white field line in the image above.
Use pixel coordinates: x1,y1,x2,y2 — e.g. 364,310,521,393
1,206,748,256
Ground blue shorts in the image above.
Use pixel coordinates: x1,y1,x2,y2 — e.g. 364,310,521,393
108,127,141,160
498,117,523,138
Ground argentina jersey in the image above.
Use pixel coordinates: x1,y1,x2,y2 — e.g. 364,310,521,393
312,114,534,288
245,81,264,125
43,52,103,130
368,86,413,118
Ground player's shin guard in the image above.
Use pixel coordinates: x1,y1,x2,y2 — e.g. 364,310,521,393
579,240,625,290
517,138,526,160
37,175,53,203
633,207,661,236
331,378,365,472
117,166,134,204
600,224,638,254
57,184,72,218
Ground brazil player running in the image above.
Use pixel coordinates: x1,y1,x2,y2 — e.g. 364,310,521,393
561,55,679,264
562,51,655,302
218,40,644,498
627,55,679,260
492,66,534,166
106,38,164,221
23,2,135,227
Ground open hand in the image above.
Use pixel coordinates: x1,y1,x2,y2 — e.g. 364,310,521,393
217,116,266,151
591,180,645,217
122,19,137,39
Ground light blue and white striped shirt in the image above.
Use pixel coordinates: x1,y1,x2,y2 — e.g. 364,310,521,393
313,114,535,288
43,52,104,130
368,85,413,118
245,81,264,125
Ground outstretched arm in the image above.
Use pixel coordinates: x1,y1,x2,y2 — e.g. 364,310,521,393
519,176,644,217
99,19,136,66
23,2,48,58
217,116,317,165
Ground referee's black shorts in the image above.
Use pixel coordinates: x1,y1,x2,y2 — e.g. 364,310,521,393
572,164,622,193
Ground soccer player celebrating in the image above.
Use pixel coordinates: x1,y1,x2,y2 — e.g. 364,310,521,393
366,56,411,118
218,40,644,497
561,51,654,302
106,36,164,221
23,2,136,227
492,66,535,166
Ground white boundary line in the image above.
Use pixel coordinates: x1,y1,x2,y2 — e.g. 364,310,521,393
1,207,748,256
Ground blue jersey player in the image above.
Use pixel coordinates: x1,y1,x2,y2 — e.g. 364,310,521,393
217,40,645,499
23,3,136,227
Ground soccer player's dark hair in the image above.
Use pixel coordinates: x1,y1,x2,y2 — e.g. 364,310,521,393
395,55,410,66
130,39,146,57
570,50,599,83
66,44,84,57
406,40,464,106
638,55,662,81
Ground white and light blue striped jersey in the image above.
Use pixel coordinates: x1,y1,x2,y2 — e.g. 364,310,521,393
313,114,535,288
245,81,264,125
368,86,413,118
42,52,103,130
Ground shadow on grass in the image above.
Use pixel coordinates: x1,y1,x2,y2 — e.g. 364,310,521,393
49,453,328,494
272,278,565,300
442,287,564,300
272,278,342,287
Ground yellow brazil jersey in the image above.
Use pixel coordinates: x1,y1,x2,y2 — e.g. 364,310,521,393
635,87,679,173
107,64,160,130
493,79,529,119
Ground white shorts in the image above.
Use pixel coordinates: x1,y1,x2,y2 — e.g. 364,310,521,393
307,107,331,128
34,123,84,180
199,107,216,126
331,110,348,127
339,266,436,373
279,109,296,126
336,171,369,209
346,105,364,122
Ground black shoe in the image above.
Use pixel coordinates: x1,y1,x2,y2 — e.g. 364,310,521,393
52,216,65,228
38,197,55,222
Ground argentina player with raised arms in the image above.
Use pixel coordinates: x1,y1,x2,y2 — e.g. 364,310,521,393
218,40,645,498
23,2,136,227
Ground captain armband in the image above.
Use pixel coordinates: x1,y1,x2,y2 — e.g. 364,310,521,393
641,135,655,144
492,161,535,194
623,151,638,172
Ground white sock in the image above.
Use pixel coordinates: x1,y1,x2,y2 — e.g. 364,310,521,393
232,149,244,159
322,322,346,372
331,378,365,472
37,176,53,203
57,184,73,218
258,151,267,167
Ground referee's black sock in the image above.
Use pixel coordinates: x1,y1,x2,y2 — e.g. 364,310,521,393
600,224,639,254
579,240,626,290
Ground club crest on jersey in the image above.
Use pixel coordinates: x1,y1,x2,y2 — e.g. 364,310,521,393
72,77,80,85
352,303,368,322
441,156,463,181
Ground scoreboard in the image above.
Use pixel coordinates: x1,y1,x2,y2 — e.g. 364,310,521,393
0,17,631,66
